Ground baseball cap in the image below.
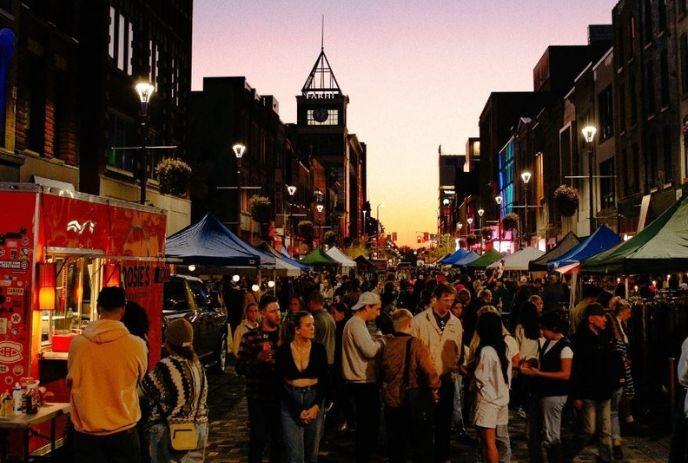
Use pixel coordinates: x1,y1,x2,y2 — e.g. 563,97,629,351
352,292,381,311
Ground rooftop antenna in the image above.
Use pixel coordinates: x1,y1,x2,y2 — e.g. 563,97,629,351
321,14,324,51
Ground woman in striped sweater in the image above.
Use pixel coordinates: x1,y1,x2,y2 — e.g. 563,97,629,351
141,318,209,463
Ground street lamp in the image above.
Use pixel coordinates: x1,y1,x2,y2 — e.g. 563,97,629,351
495,195,503,247
362,209,367,236
316,204,324,213
478,209,485,253
287,185,297,253
232,143,247,234
582,124,597,233
376,203,383,255
134,81,155,205
442,198,451,234
521,170,532,247
467,217,473,234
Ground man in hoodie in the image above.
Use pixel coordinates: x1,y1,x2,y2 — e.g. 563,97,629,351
67,286,148,463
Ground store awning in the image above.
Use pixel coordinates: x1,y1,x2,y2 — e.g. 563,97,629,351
583,193,688,274
300,248,339,266
165,214,260,266
529,231,581,271
487,247,545,271
326,247,357,268
467,249,504,269
547,225,621,269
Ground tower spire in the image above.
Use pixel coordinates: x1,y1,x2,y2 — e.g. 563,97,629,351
321,15,324,51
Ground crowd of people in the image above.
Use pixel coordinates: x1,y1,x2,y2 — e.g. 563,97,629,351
231,267,640,463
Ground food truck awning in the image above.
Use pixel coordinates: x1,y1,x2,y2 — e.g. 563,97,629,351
166,214,260,266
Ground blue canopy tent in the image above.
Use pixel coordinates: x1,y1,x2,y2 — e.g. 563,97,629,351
452,251,480,267
547,225,621,269
441,249,469,266
166,214,260,266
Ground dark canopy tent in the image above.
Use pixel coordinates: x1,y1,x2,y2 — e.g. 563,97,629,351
355,255,375,270
467,249,503,269
547,225,621,269
441,249,469,266
529,232,581,271
166,214,260,266
256,242,309,271
300,248,339,266
583,194,688,273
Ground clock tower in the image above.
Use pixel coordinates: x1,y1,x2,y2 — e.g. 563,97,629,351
294,44,365,240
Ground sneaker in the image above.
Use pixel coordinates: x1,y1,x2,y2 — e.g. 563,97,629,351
516,407,527,419
613,445,624,460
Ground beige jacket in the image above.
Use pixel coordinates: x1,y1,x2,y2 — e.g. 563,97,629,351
412,309,463,376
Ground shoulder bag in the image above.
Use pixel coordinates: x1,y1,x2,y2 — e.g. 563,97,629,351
169,362,206,451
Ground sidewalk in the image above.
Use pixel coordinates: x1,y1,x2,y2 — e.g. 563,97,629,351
205,369,671,462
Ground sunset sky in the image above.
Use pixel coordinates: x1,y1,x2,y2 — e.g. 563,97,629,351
192,0,617,246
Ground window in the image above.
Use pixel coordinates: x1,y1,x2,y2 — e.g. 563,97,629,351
117,13,125,70
598,85,614,142
618,82,626,131
307,109,338,125
660,49,669,107
644,0,653,42
646,61,655,114
188,281,210,309
680,0,687,16
149,40,158,84
600,159,615,210
108,7,115,59
630,72,638,125
629,16,637,55
646,133,656,190
27,54,45,153
659,0,667,31
631,143,640,193
536,153,544,203
127,22,133,75
663,127,673,184
164,279,190,312
682,34,688,94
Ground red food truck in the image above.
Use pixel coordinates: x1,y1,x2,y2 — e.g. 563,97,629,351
0,183,167,458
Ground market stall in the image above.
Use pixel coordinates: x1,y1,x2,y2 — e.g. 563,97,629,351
326,247,357,270
546,225,620,270
0,183,167,458
440,249,469,266
528,231,580,271
466,249,503,269
487,247,544,272
300,248,339,267
452,251,480,268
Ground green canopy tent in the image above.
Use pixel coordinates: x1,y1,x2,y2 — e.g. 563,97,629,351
300,248,340,266
582,193,688,274
466,249,503,269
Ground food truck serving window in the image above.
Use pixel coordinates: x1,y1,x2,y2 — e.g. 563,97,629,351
41,257,102,347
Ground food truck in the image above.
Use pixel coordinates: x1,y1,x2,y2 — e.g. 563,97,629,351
0,183,167,457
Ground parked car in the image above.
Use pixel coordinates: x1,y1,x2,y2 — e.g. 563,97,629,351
163,274,229,372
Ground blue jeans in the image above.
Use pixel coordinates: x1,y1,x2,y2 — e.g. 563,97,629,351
280,386,324,463
148,421,209,463
611,387,623,444
451,374,466,432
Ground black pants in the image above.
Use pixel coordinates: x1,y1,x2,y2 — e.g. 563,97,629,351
434,375,455,462
247,398,282,463
385,405,432,463
348,382,380,463
73,428,141,463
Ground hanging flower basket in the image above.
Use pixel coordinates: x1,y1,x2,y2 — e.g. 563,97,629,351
481,226,493,240
249,195,272,224
553,184,579,217
502,213,519,231
466,234,478,246
155,158,192,196
298,220,315,243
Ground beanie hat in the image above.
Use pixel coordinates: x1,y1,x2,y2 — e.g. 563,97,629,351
166,318,194,348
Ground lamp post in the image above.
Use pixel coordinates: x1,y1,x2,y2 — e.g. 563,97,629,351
134,81,155,205
287,185,297,253
457,222,463,239
582,125,597,233
316,203,324,244
495,195,503,250
478,208,485,253
362,210,367,236
232,143,246,235
521,171,532,247
467,217,473,234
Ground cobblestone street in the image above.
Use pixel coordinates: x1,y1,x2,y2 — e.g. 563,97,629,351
205,368,671,462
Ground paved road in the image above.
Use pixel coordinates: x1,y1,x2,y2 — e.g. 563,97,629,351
205,367,671,462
